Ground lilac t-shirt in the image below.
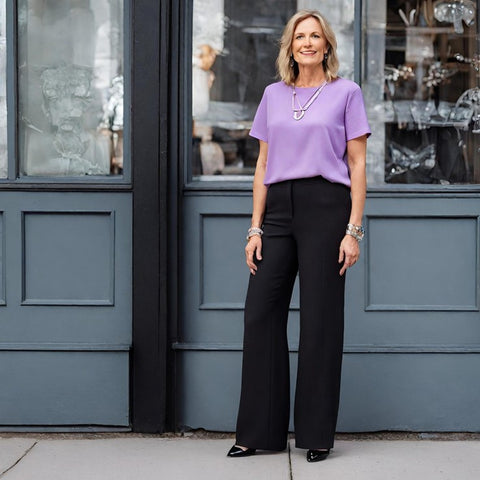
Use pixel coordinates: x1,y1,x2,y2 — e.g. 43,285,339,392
249,78,371,187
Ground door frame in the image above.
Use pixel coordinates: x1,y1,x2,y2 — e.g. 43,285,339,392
131,0,183,432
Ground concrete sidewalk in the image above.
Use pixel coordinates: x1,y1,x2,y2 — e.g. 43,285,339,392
1,434,480,480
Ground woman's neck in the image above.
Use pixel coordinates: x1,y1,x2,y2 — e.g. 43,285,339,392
295,65,326,87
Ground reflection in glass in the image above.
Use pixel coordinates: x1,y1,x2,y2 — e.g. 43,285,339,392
363,0,480,184
433,0,476,34
386,140,436,183
192,0,355,179
0,0,6,178
18,0,123,177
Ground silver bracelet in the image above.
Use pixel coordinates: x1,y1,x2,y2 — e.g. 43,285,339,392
346,223,365,242
246,227,264,241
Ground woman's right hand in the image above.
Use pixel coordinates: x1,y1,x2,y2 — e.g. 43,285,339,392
245,235,263,275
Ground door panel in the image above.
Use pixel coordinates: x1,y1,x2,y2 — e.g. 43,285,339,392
22,212,115,306
0,350,128,425
0,211,4,304
366,216,477,310
0,191,131,426
178,349,480,432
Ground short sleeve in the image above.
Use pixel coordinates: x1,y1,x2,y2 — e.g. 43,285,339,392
345,86,371,141
249,88,268,142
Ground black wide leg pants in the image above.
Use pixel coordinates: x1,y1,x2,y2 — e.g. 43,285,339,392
235,176,351,451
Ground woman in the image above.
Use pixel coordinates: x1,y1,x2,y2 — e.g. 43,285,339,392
227,10,370,462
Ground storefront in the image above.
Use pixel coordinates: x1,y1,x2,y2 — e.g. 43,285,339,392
1,0,479,432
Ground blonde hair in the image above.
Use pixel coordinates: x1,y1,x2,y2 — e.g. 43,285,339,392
276,10,339,85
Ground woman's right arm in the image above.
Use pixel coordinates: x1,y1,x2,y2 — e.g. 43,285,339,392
245,140,268,275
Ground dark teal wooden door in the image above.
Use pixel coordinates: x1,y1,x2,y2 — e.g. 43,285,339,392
177,191,480,432
0,191,131,427
0,0,133,429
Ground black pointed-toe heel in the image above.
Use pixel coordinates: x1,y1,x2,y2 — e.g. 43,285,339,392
306,448,330,462
227,445,257,457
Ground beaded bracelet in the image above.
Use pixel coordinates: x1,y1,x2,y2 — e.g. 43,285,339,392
246,227,264,241
346,223,365,242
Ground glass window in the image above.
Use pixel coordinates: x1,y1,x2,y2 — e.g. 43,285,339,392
191,0,355,180
363,0,480,185
0,0,6,178
17,0,124,177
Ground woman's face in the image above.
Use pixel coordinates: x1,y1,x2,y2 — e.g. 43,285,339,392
291,16,328,69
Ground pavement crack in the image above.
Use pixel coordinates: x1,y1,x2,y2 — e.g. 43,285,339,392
288,440,293,480
0,441,38,478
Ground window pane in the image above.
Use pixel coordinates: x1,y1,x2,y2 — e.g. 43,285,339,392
363,0,480,185
192,0,355,179
0,0,6,178
18,0,124,177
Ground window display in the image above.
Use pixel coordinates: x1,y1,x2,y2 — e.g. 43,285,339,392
191,0,355,179
17,0,124,177
0,0,6,178
363,0,479,185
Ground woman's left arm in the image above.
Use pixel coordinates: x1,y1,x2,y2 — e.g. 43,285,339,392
338,134,367,276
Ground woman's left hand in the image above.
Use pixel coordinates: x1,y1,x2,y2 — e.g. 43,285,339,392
338,234,360,276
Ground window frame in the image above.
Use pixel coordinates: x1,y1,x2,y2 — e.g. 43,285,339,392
0,0,132,189
360,0,480,193
183,0,480,194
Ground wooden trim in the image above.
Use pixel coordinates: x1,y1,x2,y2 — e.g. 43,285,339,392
6,0,17,181
171,342,480,354
164,0,184,434
182,181,480,195
131,0,166,432
354,0,362,85
0,343,130,351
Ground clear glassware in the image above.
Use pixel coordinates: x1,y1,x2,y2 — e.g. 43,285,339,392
363,0,479,184
433,0,476,34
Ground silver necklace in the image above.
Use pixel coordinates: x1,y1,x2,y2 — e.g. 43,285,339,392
292,81,328,120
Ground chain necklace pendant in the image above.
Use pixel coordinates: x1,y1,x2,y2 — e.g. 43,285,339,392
293,109,305,121
291,81,327,121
